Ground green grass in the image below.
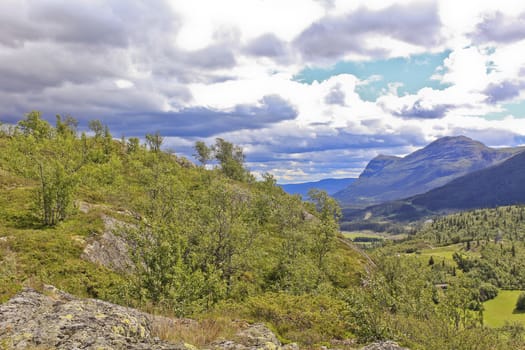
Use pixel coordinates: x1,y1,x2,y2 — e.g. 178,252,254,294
419,244,462,261
484,290,525,328
341,230,385,240
0,179,129,303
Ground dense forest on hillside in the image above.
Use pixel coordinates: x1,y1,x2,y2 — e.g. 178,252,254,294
1,112,525,349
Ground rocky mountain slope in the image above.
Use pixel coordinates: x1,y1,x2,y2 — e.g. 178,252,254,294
344,150,525,223
334,136,524,208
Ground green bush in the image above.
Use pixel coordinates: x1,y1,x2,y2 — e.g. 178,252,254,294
515,292,525,312
479,283,498,302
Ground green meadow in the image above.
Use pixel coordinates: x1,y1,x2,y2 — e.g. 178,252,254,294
484,290,525,328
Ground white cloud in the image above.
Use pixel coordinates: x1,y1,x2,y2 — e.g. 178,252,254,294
2,0,525,183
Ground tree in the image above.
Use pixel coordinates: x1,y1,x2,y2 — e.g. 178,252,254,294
88,119,104,138
193,141,212,166
308,189,341,268
516,292,525,312
18,111,52,139
212,138,247,181
55,115,78,137
146,131,163,153
12,126,83,226
429,256,435,266
127,137,140,154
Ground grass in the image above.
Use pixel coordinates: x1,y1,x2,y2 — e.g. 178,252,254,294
0,176,129,304
484,290,525,328
419,244,462,261
342,230,385,240
151,316,241,348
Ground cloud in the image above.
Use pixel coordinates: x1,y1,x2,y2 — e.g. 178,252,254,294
471,12,525,44
244,33,289,59
2,0,525,184
108,94,298,137
393,99,452,119
324,84,346,105
484,81,525,104
294,2,442,61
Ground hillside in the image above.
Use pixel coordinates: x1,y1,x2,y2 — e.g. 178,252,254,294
0,113,369,348
280,177,356,197
334,136,524,208
3,113,525,349
344,150,525,224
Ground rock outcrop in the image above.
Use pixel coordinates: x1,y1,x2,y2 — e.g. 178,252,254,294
361,341,408,350
0,286,187,349
0,287,293,350
0,286,408,350
81,215,134,272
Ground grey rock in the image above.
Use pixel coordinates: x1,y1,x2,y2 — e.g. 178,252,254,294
81,215,134,272
0,286,288,350
361,340,408,350
0,286,187,349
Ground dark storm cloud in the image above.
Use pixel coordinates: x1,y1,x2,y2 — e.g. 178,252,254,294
0,43,127,93
243,126,425,156
484,81,525,103
107,95,298,137
294,2,442,61
471,12,525,44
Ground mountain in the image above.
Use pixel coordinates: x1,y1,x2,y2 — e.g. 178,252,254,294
280,177,356,197
334,136,524,208
345,150,525,224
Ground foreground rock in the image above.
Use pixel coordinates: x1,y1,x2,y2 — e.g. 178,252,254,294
0,287,293,350
0,286,408,350
0,286,187,349
361,341,408,350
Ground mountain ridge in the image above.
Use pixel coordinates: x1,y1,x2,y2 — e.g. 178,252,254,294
344,149,525,224
334,136,525,207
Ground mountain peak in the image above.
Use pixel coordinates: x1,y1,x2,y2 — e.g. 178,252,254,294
334,136,523,207
427,135,485,148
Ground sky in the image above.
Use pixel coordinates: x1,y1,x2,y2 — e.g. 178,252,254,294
1,0,525,183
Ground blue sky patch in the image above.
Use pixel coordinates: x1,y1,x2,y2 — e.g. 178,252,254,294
294,51,451,101
483,100,525,120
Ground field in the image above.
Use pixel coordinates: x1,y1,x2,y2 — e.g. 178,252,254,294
484,290,525,328
419,244,463,261
342,230,385,240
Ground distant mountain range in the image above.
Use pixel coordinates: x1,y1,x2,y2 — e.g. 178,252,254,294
344,150,525,223
334,136,524,208
280,178,355,198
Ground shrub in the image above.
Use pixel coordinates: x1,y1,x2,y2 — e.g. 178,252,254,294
479,283,498,302
515,292,525,312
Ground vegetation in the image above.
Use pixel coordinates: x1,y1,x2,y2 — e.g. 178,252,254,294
516,292,525,312
483,290,525,328
2,111,525,348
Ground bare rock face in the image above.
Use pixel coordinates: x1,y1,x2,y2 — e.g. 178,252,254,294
0,286,187,349
210,323,298,350
81,215,134,272
361,341,408,350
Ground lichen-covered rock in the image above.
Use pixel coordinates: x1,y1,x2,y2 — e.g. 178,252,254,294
361,341,408,350
0,286,291,350
0,286,187,349
81,215,134,272
209,323,294,350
